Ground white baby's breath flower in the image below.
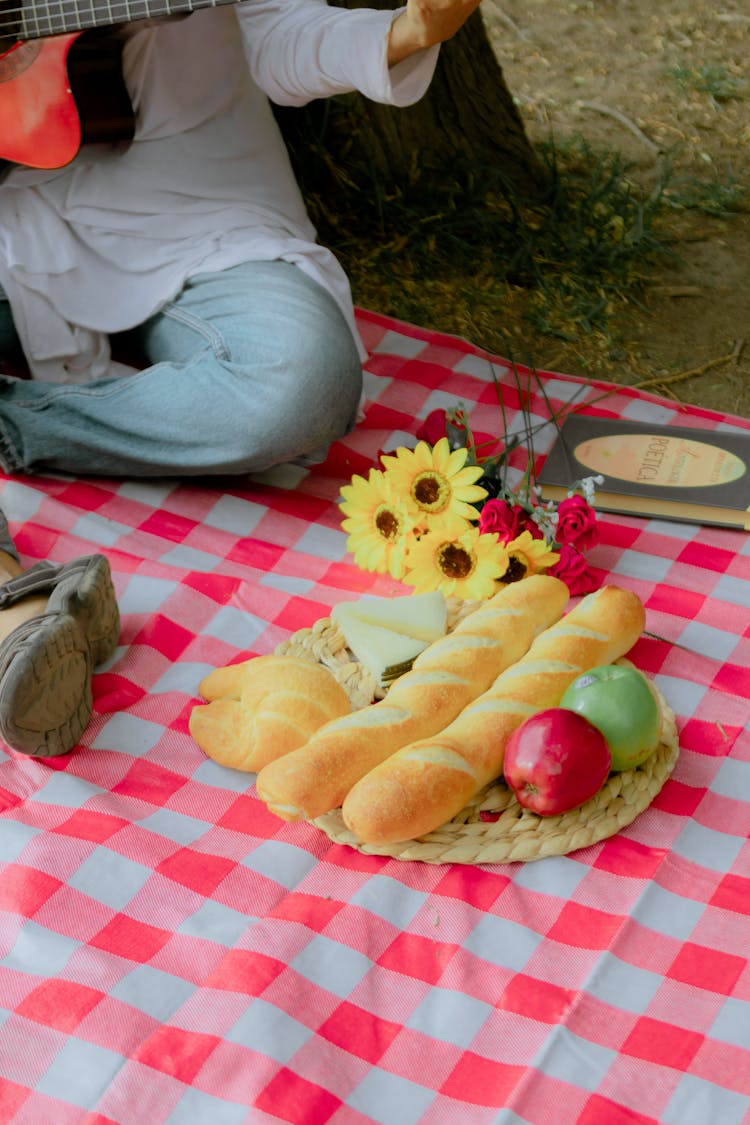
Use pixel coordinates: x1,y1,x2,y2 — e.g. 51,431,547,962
531,506,558,542
566,474,604,503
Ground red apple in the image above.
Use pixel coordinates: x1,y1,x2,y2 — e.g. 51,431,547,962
560,664,661,772
503,708,612,816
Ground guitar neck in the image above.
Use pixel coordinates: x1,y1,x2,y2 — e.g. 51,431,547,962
3,0,237,41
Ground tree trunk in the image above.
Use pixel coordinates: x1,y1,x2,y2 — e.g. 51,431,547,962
274,3,546,198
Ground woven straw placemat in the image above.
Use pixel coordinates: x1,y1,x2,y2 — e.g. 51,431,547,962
275,600,679,865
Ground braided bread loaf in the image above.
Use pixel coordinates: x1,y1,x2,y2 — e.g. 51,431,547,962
189,655,350,772
341,584,646,844
255,574,569,821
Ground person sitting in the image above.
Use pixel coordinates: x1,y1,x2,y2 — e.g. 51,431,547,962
0,0,481,479
0,0,481,757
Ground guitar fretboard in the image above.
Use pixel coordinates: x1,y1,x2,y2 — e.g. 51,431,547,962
1,0,236,41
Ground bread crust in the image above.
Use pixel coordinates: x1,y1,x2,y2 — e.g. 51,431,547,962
255,574,569,820
189,655,350,772
342,584,646,844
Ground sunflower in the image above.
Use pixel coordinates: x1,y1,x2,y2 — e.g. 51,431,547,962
402,515,509,600
381,437,487,524
339,469,412,578
500,530,560,584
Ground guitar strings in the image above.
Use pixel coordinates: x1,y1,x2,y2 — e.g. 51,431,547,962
0,4,147,14
0,0,213,14
0,0,203,31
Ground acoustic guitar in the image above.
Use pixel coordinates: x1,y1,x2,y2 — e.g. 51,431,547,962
0,0,234,169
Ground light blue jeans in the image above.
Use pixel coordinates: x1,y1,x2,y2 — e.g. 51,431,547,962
0,260,363,477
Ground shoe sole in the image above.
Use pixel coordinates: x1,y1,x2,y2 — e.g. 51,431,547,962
0,556,120,757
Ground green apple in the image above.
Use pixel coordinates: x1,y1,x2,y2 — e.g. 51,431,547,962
560,664,661,772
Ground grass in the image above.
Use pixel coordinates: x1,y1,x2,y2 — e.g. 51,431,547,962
303,135,673,364
662,166,749,217
670,63,747,105
281,94,747,384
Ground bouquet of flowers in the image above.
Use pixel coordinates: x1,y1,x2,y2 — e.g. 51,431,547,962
339,405,603,600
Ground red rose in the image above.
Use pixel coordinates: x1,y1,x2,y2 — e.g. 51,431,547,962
555,494,599,551
479,499,544,544
549,543,599,596
518,509,545,540
479,499,523,543
416,410,451,446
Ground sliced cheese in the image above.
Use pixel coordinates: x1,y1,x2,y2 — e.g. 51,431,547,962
332,612,430,690
331,591,447,643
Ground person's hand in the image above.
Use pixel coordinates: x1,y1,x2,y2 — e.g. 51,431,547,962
387,0,482,66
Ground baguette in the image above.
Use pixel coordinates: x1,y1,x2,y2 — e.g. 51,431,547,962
341,584,646,844
255,574,569,821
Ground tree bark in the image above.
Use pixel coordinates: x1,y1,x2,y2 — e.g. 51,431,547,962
275,3,546,198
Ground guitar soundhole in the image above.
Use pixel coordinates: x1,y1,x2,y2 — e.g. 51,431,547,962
0,0,25,58
0,40,42,82
70,32,135,147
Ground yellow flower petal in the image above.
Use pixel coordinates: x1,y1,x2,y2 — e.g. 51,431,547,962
403,516,509,600
339,468,412,578
381,440,487,523
500,530,560,583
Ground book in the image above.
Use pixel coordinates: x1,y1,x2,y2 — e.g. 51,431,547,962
537,413,750,530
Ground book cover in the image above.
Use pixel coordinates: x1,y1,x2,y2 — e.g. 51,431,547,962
537,413,750,530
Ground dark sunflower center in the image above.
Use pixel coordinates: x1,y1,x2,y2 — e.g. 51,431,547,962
413,472,448,512
375,507,401,541
503,555,528,583
438,543,473,579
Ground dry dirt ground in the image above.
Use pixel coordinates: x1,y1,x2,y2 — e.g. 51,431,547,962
482,0,750,418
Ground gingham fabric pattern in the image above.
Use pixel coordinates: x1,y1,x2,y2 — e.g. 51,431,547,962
0,309,748,1125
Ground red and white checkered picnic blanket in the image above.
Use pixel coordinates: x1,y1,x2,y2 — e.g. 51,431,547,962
0,309,748,1124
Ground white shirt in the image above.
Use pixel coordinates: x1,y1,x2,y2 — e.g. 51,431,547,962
0,1,438,382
